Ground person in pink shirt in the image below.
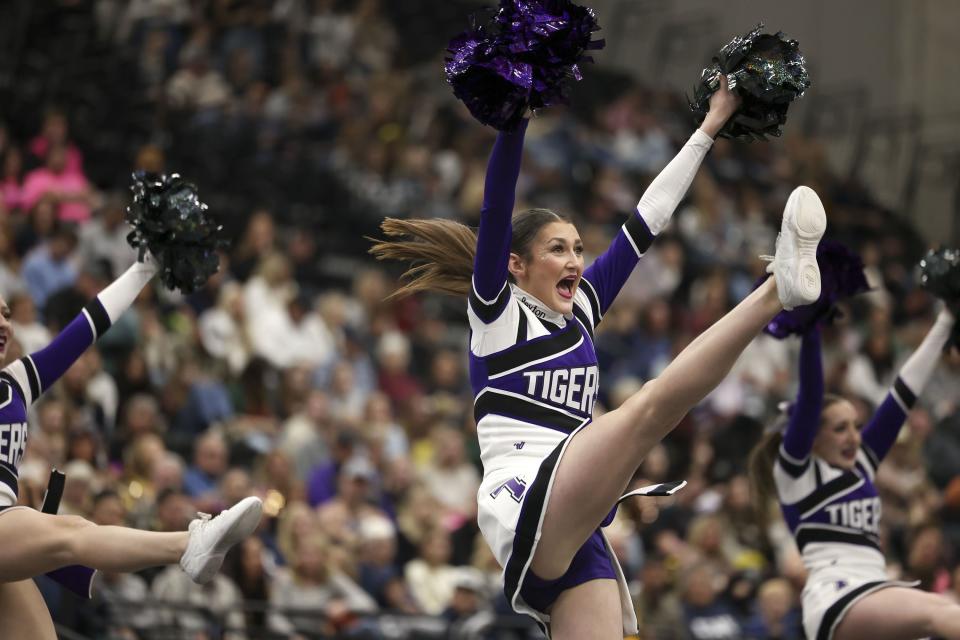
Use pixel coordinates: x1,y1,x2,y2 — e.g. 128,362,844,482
21,143,96,223
29,109,83,176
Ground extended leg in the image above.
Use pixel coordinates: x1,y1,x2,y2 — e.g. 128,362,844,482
835,587,960,640
532,279,782,578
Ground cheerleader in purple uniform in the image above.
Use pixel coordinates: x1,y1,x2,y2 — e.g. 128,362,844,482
0,255,262,639
374,74,829,638
750,303,960,639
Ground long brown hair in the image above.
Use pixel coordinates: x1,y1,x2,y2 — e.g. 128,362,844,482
748,394,846,528
368,209,569,299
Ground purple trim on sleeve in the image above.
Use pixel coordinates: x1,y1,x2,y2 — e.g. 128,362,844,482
27,313,97,399
782,328,824,461
472,120,528,308
581,212,654,321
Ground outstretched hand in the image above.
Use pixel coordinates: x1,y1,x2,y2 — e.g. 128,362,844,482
700,74,741,139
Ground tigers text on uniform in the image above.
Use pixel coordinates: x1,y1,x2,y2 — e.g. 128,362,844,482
522,366,598,414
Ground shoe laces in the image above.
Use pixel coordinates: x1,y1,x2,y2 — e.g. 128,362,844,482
192,512,212,531
759,233,784,270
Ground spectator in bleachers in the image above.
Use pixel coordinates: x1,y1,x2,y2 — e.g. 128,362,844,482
679,563,742,640
28,109,83,174
22,143,95,223
269,531,378,637
417,423,479,526
151,557,248,640
224,535,274,633
165,40,231,111
742,577,803,640
316,454,389,550
21,221,78,310
8,290,50,353
78,192,136,278
404,525,459,616
183,429,230,507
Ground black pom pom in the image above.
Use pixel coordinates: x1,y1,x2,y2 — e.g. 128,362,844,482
919,247,960,350
125,172,226,293
445,0,604,131
919,248,960,303
690,23,810,141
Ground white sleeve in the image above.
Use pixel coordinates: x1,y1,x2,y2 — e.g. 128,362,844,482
636,128,714,235
900,309,956,394
98,258,157,322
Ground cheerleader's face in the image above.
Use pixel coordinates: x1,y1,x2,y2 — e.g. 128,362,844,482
509,222,584,315
813,399,861,470
0,297,11,360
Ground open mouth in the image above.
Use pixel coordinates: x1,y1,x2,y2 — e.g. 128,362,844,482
841,447,857,460
556,275,577,300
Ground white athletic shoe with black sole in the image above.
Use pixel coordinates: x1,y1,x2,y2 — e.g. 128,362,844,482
180,496,263,584
765,186,827,310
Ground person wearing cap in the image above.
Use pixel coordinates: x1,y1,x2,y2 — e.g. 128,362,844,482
316,454,389,552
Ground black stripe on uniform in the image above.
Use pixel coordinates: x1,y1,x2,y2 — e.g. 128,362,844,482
796,526,881,553
469,283,512,324
0,464,18,499
486,323,582,378
503,437,565,611
22,357,40,401
796,472,862,517
777,451,809,477
0,373,25,404
579,277,602,327
84,299,112,338
817,580,887,640
624,210,654,256
515,303,528,343
474,391,584,434
893,377,917,410
861,443,880,472
536,316,561,333
572,306,594,339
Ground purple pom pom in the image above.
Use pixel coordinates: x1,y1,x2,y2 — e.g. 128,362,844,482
445,0,604,130
763,240,870,339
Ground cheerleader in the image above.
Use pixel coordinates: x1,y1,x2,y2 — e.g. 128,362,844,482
749,307,960,640
0,255,262,639
373,76,827,639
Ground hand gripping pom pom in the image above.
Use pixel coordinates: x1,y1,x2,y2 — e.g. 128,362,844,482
445,0,605,131
125,172,227,293
763,240,870,339
919,247,960,350
690,23,811,141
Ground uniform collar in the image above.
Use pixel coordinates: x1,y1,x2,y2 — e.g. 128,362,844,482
512,284,571,326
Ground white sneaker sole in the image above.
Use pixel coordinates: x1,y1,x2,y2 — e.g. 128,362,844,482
784,186,826,303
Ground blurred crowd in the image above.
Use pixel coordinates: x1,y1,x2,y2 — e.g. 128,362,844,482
0,1,958,639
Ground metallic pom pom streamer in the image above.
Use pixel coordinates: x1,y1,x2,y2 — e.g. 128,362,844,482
690,23,811,141
125,172,226,293
445,0,604,131
919,247,960,349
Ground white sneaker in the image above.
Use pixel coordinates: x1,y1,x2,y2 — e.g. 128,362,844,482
764,186,826,310
180,496,263,584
